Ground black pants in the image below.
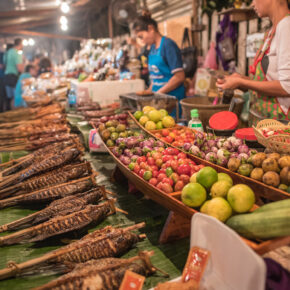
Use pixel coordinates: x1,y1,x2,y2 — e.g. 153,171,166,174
0,76,8,112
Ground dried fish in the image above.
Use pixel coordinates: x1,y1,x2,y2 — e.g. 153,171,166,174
0,200,115,246
35,252,155,290
0,147,82,189
0,176,95,209
0,187,106,233
0,162,92,199
0,223,145,280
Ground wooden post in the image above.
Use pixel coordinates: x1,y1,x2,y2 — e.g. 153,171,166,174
108,1,113,39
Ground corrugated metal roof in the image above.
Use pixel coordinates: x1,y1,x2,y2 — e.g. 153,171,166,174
144,0,193,22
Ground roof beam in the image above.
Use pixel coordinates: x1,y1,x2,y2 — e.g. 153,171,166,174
0,30,86,41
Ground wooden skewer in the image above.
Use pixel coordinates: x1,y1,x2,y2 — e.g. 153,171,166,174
105,190,117,197
116,207,128,215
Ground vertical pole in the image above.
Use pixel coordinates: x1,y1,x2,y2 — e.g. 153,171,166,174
108,1,113,39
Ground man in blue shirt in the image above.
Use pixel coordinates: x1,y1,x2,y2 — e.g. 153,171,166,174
133,15,185,117
4,38,24,109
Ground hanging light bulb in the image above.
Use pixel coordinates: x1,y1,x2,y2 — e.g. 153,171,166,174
60,15,68,25
56,0,61,5
28,38,35,46
61,23,68,31
60,1,70,14
23,39,28,46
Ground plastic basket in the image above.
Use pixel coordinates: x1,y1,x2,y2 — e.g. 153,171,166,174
253,119,290,153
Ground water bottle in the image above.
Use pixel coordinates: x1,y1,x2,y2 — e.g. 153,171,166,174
68,88,77,107
188,109,204,132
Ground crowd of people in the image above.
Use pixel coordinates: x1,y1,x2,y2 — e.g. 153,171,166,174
0,38,52,112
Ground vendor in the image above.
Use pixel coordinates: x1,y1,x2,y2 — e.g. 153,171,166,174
133,15,185,117
217,0,290,123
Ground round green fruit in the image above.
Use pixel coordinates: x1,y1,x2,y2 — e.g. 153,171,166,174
196,167,218,190
181,183,207,208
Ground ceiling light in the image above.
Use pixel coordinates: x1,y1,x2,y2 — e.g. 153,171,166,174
23,39,28,46
60,2,70,14
60,16,68,25
61,23,68,31
56,0,61,5
28,38,35,46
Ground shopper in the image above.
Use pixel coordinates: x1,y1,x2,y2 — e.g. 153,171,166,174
4,39,24,110
38,57,52,75
217,0,290,123
14,65,38,108
133,15,185,117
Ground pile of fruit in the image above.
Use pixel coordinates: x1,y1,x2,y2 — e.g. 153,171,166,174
91,113,129,128
111,136,204,193
261,127,290,138
181,167,256,223
133,106,176,130
152,127,290,192
154,128,196,148
97,115,139,147
228,153,290,191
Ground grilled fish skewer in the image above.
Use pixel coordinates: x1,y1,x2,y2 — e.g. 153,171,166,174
0,175,95,209
0,223,145,281
35,252,156,290
0,187,106,233
0,147,82,189
0,162,92,199
0,200,115,246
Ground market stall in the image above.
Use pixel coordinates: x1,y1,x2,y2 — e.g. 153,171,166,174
0,0,289,289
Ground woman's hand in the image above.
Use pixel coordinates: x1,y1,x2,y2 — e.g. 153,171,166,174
216,74,244,90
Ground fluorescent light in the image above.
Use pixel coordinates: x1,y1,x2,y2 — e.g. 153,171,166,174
60,16,68,25
23,39,28,46
60,2,70,14
61,23,68,31
28,38,35,46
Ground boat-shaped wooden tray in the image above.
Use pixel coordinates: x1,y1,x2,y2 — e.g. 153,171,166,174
100,134,290,255
128,112,290,202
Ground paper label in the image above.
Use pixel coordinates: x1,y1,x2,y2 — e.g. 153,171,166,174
120,270,145,290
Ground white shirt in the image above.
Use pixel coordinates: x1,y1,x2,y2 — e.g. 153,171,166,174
262,15,290,115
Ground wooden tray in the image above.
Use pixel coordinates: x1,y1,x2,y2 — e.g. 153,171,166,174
100,135,290,255
128,112,290,202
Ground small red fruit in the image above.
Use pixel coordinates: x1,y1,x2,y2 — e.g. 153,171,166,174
177,152,187,159
170,172,179,183
177,164,191,176
161,183,173,194
179,174,190,184
155,159,163,168
157,173,167,182
140,162,147,170
152,170,159,178
165,136,173,143
139,169,146,178
161,129,170,137
162,177,174,187
137,156,146,164
149,178,158,186
156,182,163,190
147,157,155,166
174,180,184,191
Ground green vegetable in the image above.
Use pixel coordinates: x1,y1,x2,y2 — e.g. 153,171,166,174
253,199,290,214
226,209,290,240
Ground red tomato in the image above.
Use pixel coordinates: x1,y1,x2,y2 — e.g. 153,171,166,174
147,157,155,166
138,169,146,178
140,162,147,170
152,170,159,178
137,156,146,164
162,155,173,163
149,178,158,186
157,173,167,182
133,164,140,174
170,160,179,171
162,177,174,187
156,182,163,190
161,129,170,137
177,152,187,159
177,164,191,176
179,174,190,184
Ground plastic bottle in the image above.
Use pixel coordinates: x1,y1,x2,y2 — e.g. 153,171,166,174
188,109,204,132
68,88,77,107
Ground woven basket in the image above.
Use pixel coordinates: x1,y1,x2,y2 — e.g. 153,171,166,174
253,119,290,153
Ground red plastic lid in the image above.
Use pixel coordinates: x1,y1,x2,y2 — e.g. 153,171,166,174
209,111,238,131
235,128,257,141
